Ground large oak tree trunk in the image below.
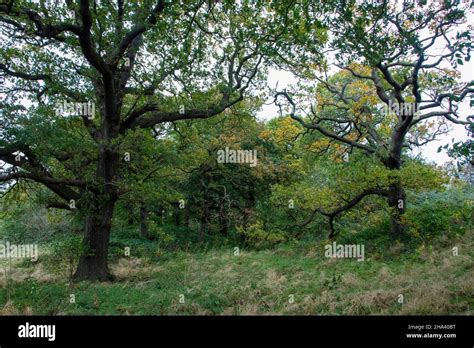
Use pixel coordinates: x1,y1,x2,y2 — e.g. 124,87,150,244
73,199,116,281
385,128,408,239
74,125,120,280
387,180,407,238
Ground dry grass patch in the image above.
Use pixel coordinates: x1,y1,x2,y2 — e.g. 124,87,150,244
0,262,57,286
399,280,454,315
343,289,401,315
0,300,33,315
111,257,163,279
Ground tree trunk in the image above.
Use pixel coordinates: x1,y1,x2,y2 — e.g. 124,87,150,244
199,204,210,242
199,192,210,242
140,204,151,239
174,204,181,226
73,199,116,281
73,54,124,281
73,131,120,280
387,180,407,238
184,206,190,228
384,124,409,239
242,192,255,227
219,200,228,235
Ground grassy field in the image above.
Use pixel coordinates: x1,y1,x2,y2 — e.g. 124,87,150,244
0,230,472,316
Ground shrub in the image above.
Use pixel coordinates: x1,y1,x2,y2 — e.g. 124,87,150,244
404,188,472,244
42,234,83,279
336,188,473,257
237,220,287,249
0,204,77,244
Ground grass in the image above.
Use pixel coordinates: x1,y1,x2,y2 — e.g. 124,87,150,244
0,230,472,315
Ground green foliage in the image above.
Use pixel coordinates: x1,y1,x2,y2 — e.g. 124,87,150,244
337,188,473,257
0,0,473,317
237,221,287,249
0,202,78,244
404,189,473,244
323,273,342,290
42,234,83,280
336,212,392,256
108,225,161,261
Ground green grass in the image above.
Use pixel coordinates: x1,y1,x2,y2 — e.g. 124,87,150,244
0,231,472,315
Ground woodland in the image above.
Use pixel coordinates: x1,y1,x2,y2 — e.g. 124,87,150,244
0,0,472,315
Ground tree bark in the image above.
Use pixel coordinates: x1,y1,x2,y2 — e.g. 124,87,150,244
384,128,408,239
387,181,407,238
199,191,210,242
139,203,151,239
73,199,116,281
184,206,190,228
73,86,121,280
242,192,255,227
174,204,181,226
219,199,228,236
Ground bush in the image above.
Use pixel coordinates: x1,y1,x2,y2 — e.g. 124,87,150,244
42,234,83,279
0,204,78,244
336,188,473,257
237,220,287,249
336,213,392,256
404,188,472,244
